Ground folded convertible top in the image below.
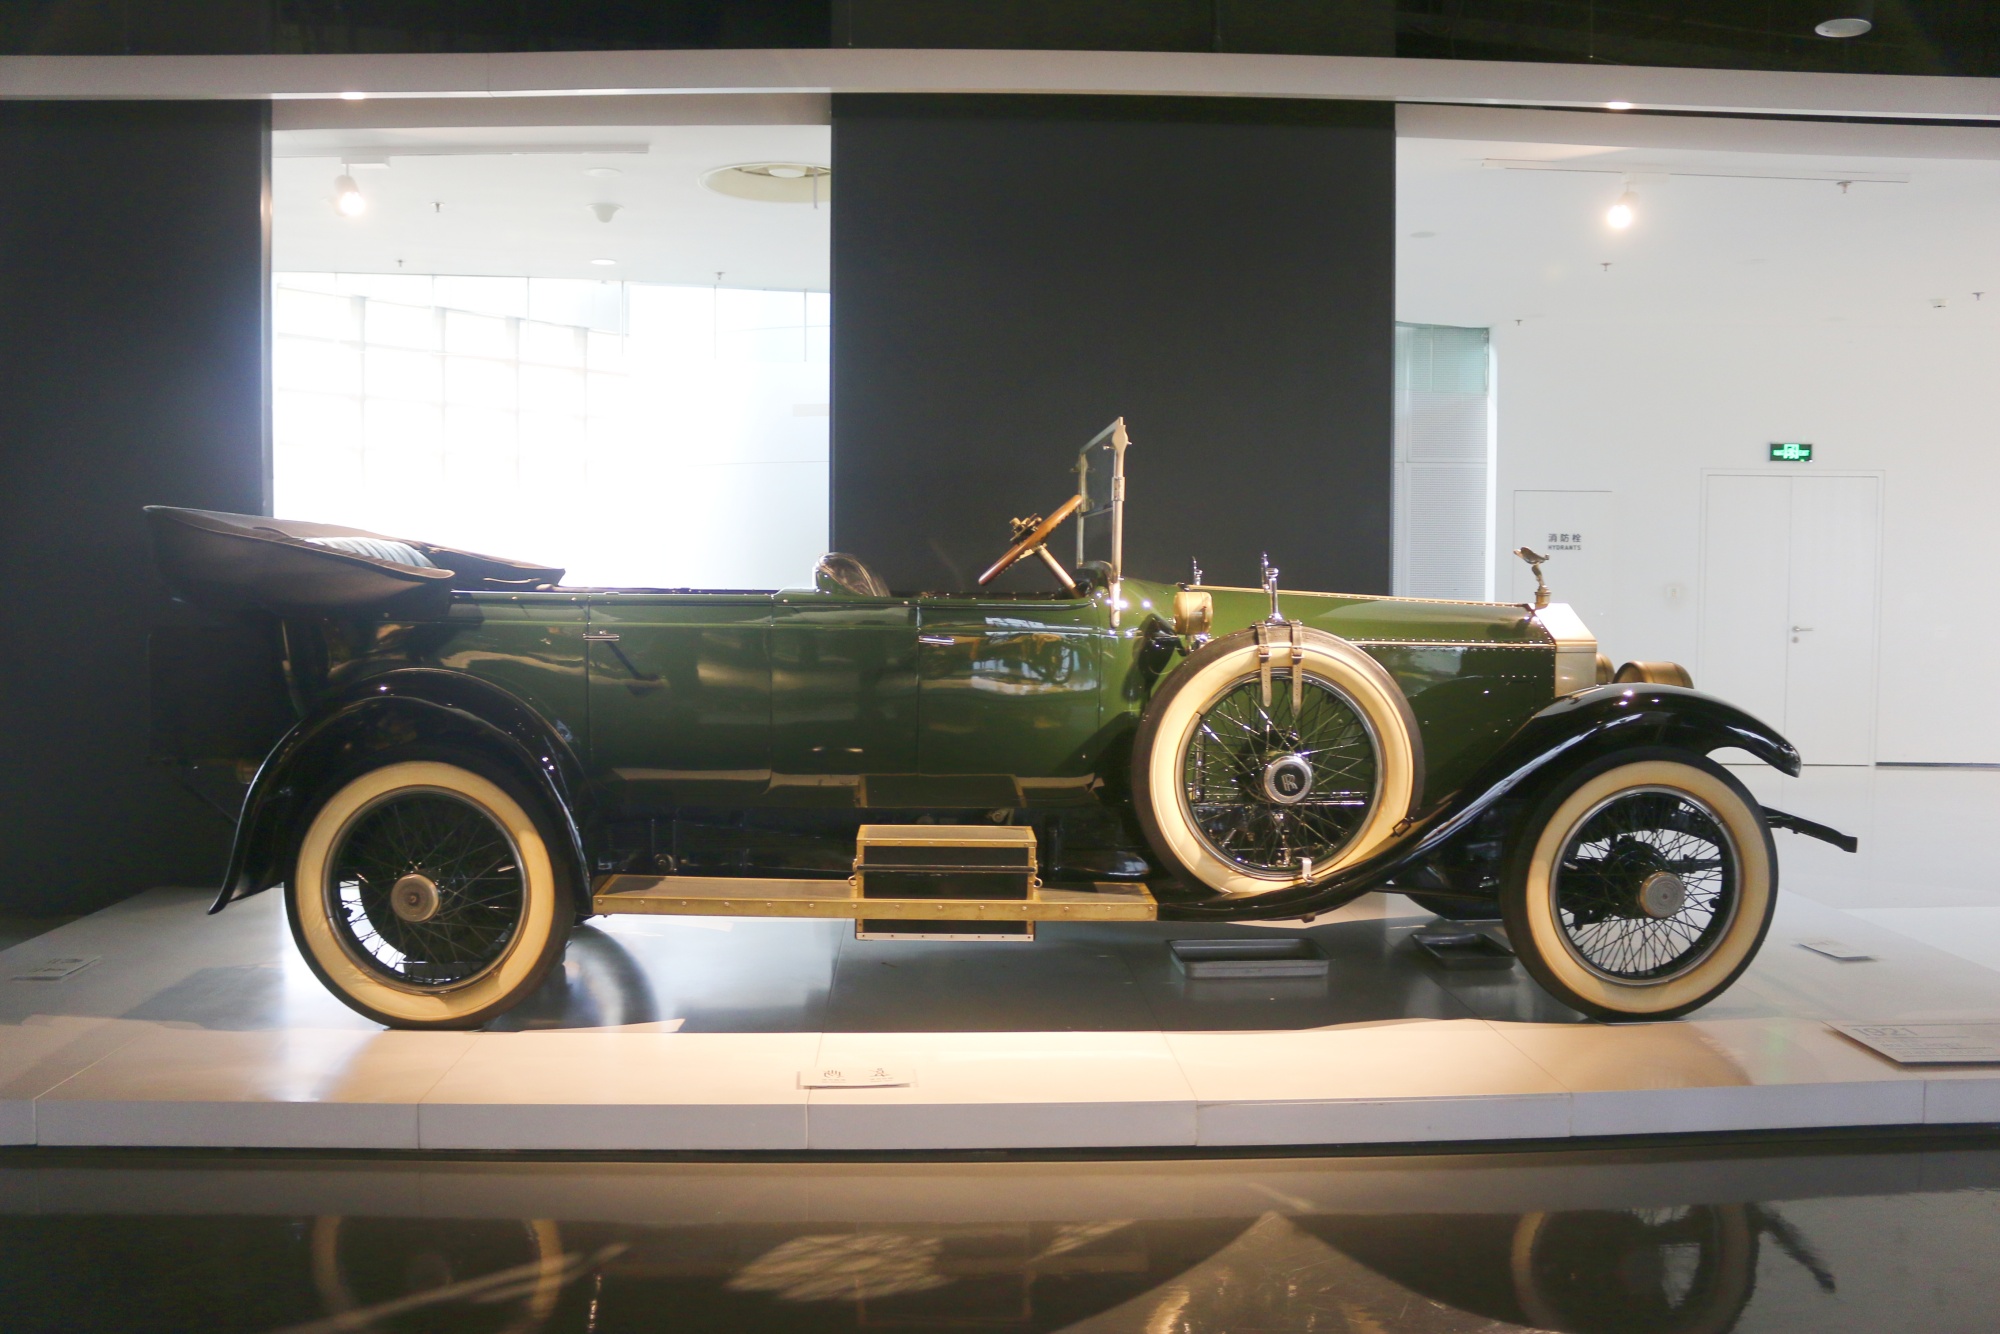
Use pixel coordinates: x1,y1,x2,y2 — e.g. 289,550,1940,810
146,506,565,617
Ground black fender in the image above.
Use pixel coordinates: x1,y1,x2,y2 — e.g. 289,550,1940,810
211,668,589,913
1161,683,1801,922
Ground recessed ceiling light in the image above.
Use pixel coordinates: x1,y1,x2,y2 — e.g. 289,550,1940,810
1816,16,1873,37
585,167,622,178
703,163,831,205
1606,101,1634,111
339,91,367,101
590,258,617,266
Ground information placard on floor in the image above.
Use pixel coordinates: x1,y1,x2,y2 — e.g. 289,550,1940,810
1832,1022,2000,1065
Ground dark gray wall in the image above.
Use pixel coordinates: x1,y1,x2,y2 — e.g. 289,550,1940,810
830,95,1395,596
0,101,269,916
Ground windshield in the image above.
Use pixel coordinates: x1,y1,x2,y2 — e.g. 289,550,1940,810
1073,417,1129,577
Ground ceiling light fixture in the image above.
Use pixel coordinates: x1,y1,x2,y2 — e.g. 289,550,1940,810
1606,189,1637,230
339,91,368,101
1816,2,1873,37
590,258,617,266
1606,101,1634,111
333,171,367,218
588,202,622,223
702,163,831,206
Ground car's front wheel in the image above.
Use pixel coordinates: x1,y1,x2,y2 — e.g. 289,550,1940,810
288,754,573,1029
1502,748,1775,1021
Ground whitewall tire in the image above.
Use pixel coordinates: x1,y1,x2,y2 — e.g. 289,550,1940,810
288,757,573,1029
1133,627,1421,897
1502,749,1775,1021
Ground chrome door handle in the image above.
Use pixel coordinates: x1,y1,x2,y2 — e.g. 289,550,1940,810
918,634,958,646
583,631,621,642
1790,626,1813,633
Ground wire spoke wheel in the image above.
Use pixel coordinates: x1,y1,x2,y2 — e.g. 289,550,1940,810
1551,786,1740,983
1513,1205,1757,1334
1179,671,1380,875
326,787,528,991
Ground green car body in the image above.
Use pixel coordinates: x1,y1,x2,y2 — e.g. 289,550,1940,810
148,420,1850,1025
301,578,1551,829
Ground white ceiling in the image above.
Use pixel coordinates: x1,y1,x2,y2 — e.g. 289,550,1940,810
273,123,831,290
1398,126,2000,331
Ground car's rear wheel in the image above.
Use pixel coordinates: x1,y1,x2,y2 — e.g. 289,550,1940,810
1502,748,1775,1021
1133,627,1420,897
288,754,573,1029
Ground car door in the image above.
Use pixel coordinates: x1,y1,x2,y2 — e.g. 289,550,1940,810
915,590,1111,808
770,587,921,806
585,592,773,811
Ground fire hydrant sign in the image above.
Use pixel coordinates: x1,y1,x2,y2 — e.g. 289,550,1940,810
799,1065,913,1088
1832,1022,2000,1065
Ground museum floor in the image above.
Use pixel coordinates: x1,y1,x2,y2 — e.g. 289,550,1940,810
0,766,1996,1153
4,1131,1998,1332
5,767,2000,1329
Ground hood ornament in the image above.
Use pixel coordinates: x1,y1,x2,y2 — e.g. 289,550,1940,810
1513,547,1551,610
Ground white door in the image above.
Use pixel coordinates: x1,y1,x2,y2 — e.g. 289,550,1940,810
1700,474,1879,764
1784,476,1881,764
1697,476,1790,733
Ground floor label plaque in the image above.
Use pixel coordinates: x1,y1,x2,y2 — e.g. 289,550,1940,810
1832,1022,2000,1065
799,1066,913,1088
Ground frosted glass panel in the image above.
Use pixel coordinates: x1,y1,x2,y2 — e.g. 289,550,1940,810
1393,323,1494,601
271,274,830,589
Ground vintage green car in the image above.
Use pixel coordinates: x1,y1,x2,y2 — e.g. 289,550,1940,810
148,420,1852,1029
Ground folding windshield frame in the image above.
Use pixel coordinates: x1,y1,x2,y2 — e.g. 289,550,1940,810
1073,417,1129,584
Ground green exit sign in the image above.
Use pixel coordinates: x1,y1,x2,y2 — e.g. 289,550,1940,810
1769,442,1814,462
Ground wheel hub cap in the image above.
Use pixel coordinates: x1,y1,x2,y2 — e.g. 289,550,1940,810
1637,870,1687,920
390,873,441,923
1261,753,1314,805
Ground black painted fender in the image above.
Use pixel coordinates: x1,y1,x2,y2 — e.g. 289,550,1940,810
1162,683,1801,921
211,668,589,913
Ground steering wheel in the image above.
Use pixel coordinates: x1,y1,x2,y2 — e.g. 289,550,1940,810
977,493,1085,588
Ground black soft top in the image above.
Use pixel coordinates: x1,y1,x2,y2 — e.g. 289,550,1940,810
145,506,564,618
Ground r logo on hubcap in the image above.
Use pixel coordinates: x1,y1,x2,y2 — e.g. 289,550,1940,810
1262,753,1314,805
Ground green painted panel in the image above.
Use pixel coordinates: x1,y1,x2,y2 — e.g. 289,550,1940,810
1368,644,1554,802
443,594,590,751
1116,578,1556,806
916,593,1111,806
587,594,772,807
770,591,920,805
319,595,591,752
1193,585,1544,645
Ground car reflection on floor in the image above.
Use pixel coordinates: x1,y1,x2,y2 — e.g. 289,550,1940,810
0,1134,1984,1333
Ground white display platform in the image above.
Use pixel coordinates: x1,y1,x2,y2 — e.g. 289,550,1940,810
5,874,2000,1153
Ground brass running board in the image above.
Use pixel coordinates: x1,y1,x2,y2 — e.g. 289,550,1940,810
591,874,1157,922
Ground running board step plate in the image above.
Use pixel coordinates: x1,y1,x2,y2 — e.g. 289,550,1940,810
591,875,1157,922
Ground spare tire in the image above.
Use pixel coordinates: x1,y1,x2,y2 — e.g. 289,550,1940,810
1132,626,1421,897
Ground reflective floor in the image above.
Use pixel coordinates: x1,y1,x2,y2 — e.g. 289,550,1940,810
4,1132,1998,1332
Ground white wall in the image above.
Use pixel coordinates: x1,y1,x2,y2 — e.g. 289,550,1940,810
1491,314,2000,764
